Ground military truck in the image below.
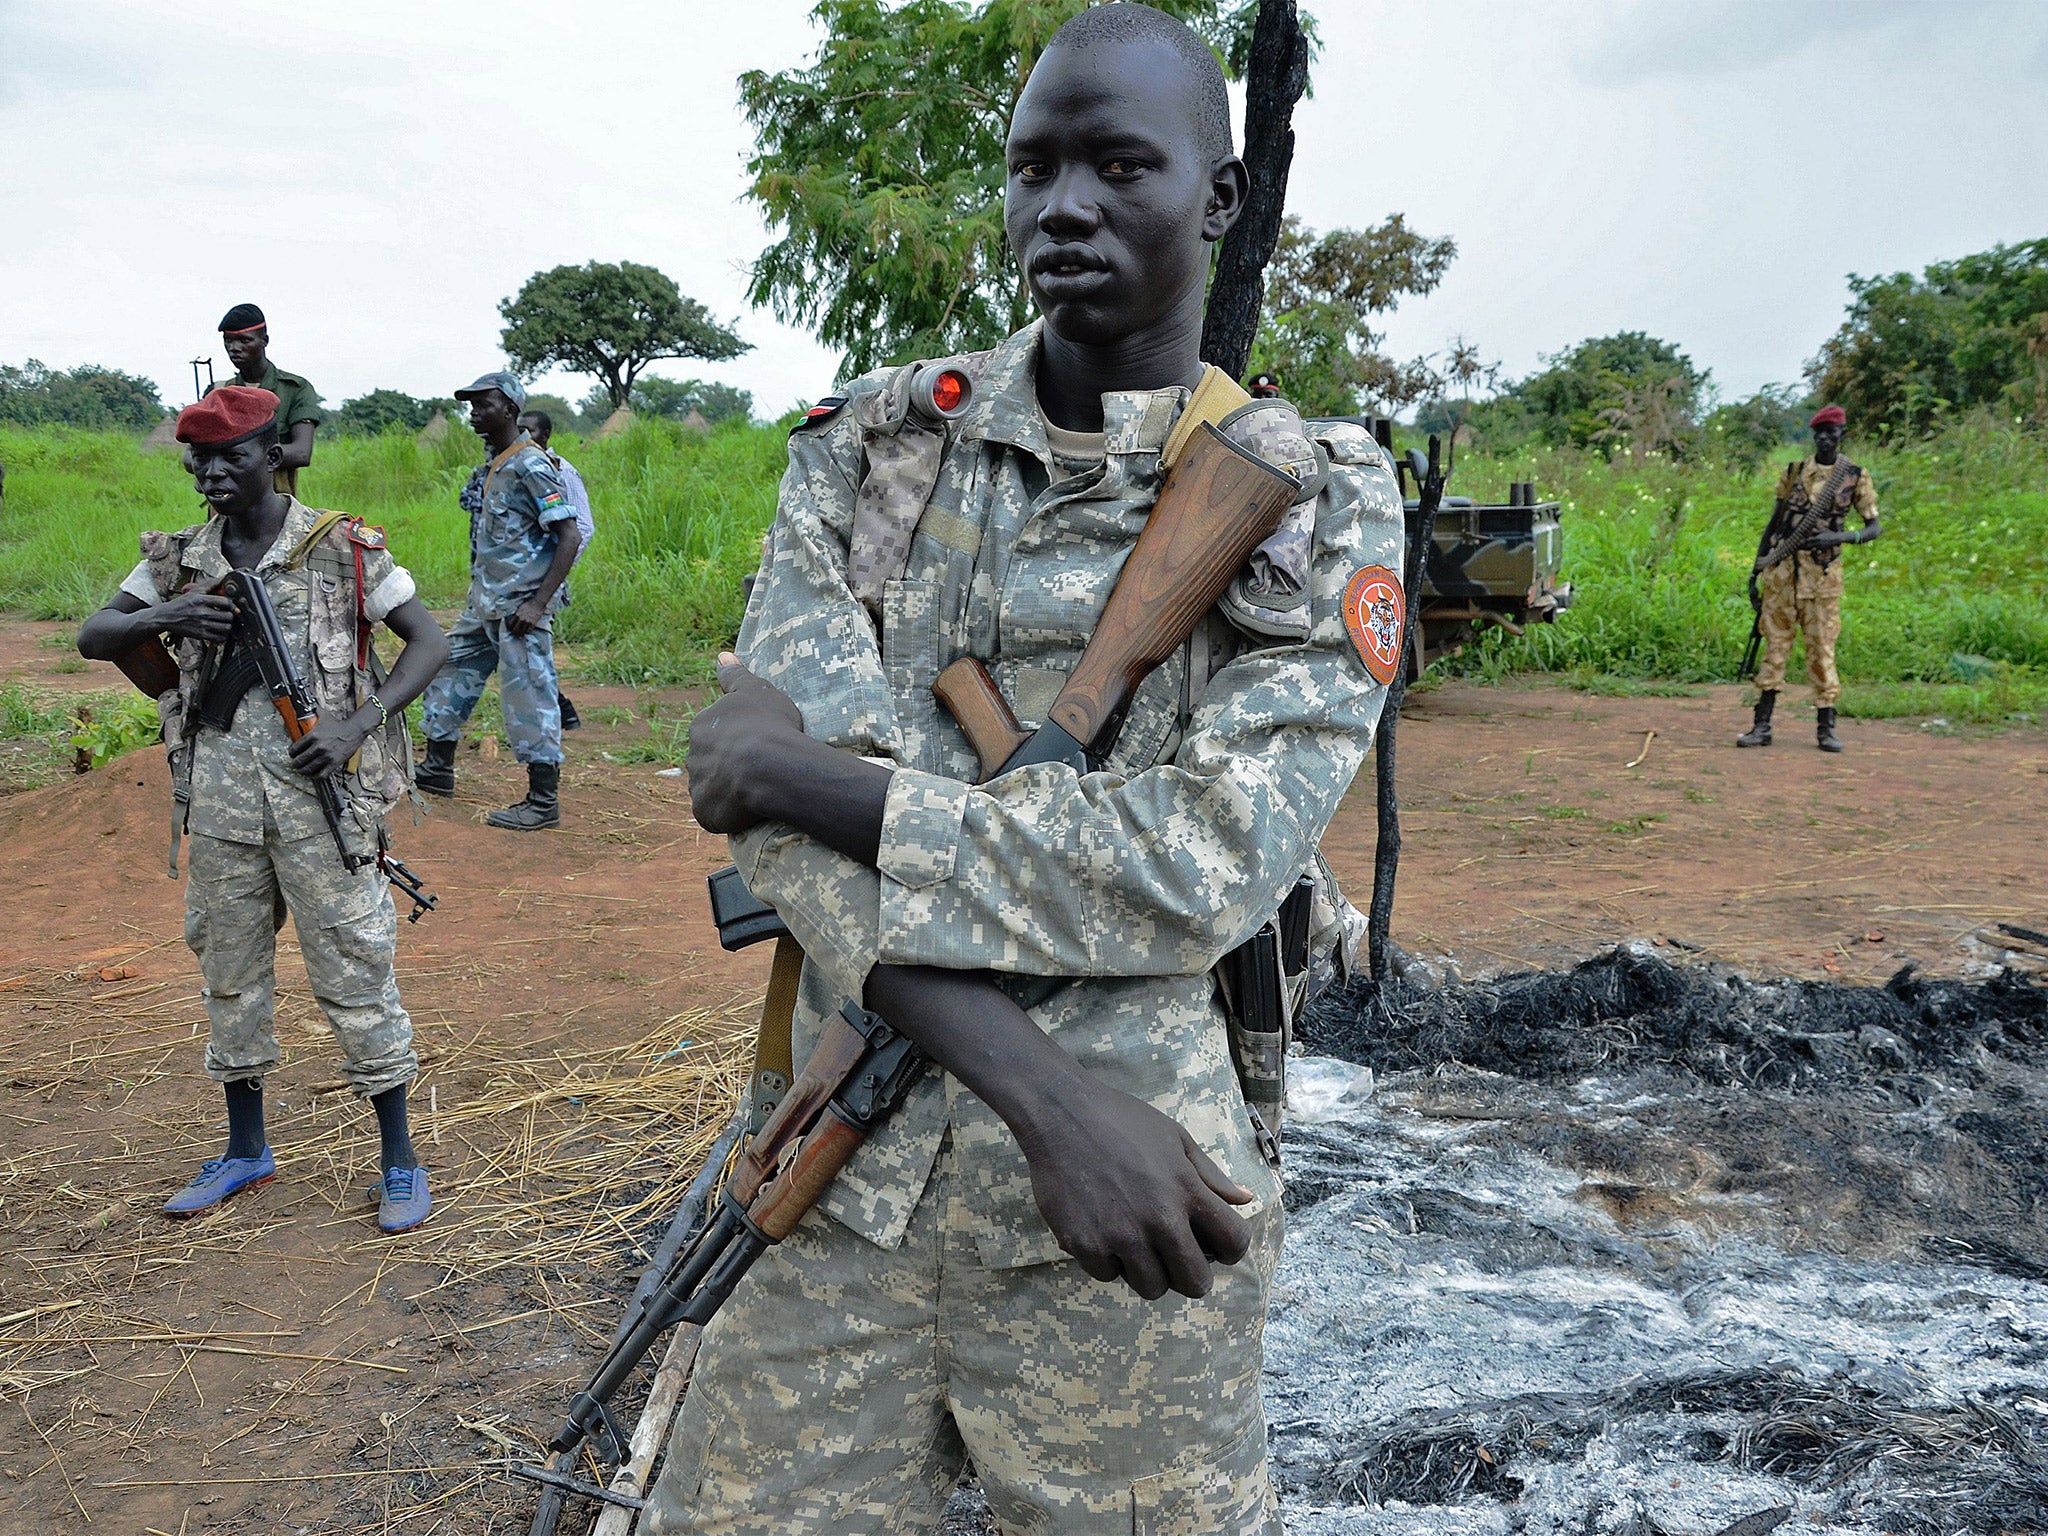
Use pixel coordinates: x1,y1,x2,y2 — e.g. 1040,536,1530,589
1356,419,1572,672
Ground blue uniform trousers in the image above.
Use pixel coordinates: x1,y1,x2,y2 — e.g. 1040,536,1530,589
418,608,563,765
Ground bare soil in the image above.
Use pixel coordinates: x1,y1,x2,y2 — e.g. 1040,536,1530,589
1,617,2042,1533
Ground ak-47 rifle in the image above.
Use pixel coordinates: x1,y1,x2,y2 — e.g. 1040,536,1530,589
514,877,923,1533
931,419,1305,779
218,571,438,920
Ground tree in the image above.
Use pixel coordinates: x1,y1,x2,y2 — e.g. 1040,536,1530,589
0,360,164,431
1505,332,1706,451
499,261,750,411
740,0,1281,378
630,376,756,426
1201,0,1310,379
1808,239,2048,435
1243,214,1456,416
1701,383,1807,468
329,388,453,437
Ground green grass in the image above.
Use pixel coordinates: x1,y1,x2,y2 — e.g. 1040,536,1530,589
0,415,784,684
1435,408,2048,725
5,408,2046,727
0,680,154,789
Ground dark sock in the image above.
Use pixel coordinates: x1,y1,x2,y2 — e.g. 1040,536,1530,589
224,1079,266,1160
372,1086,420,1173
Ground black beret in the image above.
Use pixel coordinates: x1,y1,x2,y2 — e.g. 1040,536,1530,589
219,303,267,333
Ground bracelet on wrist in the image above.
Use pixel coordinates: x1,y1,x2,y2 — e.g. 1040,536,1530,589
365,694,390,731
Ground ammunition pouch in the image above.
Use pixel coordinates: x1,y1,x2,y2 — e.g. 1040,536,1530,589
1217,876,1315,1160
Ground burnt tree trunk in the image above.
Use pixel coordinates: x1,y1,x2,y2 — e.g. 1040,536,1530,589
1200,0,1309,380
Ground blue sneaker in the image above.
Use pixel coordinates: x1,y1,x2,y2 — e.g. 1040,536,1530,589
377,1165,431,1234
163,1148,275,1217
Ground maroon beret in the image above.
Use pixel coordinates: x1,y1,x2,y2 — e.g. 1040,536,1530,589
1808,404,1846,428
177,385,280,446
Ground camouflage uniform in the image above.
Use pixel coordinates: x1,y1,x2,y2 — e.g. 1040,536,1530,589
1755,456,1878,707
645,322,1404,1535
417,436,573,763
207,362,322,496
116,497,419,1096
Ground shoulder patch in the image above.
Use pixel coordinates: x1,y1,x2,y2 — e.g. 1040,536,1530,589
343,518,387,551
793,395,849,434
1342,565,1407,686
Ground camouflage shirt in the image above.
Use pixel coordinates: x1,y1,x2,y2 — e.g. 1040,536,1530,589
119,497,415,846
461,436,575,618
730,322,1404,1268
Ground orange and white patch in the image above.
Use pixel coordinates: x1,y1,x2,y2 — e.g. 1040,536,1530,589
1342,565,1406,685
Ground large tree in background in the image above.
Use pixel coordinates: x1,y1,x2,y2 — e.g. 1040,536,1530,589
1504,332,1707,453
741,0,1293,378
0,360,163,431
499,261,750,412
1244,214,1456,416
1200,0,1309,379
1808,239,2048,436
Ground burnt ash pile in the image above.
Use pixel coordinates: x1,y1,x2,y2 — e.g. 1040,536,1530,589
1264,948,2048,1535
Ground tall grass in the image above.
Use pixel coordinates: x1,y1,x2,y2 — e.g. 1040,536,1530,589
1435,409,2048,722
0,417,783,683
3,411,2043,717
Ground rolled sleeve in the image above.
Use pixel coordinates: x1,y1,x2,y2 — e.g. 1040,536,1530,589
363,566,417,625
875,460,1403,979
118,559,159,606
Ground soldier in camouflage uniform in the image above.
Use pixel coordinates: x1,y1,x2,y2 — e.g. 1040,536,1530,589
78,385,450,1233
650,9,1403,1532
415,372,582,828
1738,404,1882,753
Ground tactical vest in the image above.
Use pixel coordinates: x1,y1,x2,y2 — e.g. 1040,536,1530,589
140,511,417,870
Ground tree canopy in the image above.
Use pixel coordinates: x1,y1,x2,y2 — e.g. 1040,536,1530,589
499,261,750,411
1244,214,1455,416
329,388,454,437
1808,238,2048,436
740,0,1274,378
0,360,164,432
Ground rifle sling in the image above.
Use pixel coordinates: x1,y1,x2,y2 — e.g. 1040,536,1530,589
749,936,804,1132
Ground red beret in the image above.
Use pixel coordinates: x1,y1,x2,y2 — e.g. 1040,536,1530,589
177,386,280,446
1808,405,1846,428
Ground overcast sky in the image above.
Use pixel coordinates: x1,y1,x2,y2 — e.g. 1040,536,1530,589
3,0,2044,418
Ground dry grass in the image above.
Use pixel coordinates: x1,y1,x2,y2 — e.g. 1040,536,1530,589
0,936,753,1529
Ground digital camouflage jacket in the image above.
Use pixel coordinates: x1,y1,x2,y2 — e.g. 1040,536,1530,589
730,321,1404,1269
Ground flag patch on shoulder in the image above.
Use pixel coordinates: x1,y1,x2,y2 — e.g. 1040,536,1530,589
794,395,849,433
1342,565,1406,684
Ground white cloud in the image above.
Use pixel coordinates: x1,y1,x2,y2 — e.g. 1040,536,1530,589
1,0,2043,423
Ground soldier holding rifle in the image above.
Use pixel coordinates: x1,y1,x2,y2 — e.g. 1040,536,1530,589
77,386,449,1234
1738,403,1881,752
647,6,1403,1531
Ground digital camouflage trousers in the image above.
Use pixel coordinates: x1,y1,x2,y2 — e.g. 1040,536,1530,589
185,828,417,1097
417,608,563,765
643,1134,1284,1536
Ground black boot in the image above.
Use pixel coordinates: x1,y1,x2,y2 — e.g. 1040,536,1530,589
415,737,458,797
1816,706,1843,753
487,761,561,831
557,691,581,732
1736,690,1776,748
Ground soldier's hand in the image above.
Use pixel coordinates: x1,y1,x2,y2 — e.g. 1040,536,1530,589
686,653,808,834
505,598,548,637
1018,1076,1255,1301
154,592,237,644
288,714,369,780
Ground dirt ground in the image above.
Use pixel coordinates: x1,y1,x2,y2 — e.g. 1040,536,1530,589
0,615,2042,1533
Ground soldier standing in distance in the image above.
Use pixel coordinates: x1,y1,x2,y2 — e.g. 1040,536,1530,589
211,303,322,496
76,386,450,1233
1738,403,1882,752
647,6,1404,1532
515,407,594,732
415,372,581,828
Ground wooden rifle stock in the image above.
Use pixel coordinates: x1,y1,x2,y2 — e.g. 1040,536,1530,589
112,633,181,699
935,421,1302,779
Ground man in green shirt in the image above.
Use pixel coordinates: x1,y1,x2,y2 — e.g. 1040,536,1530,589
212,303,322,495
